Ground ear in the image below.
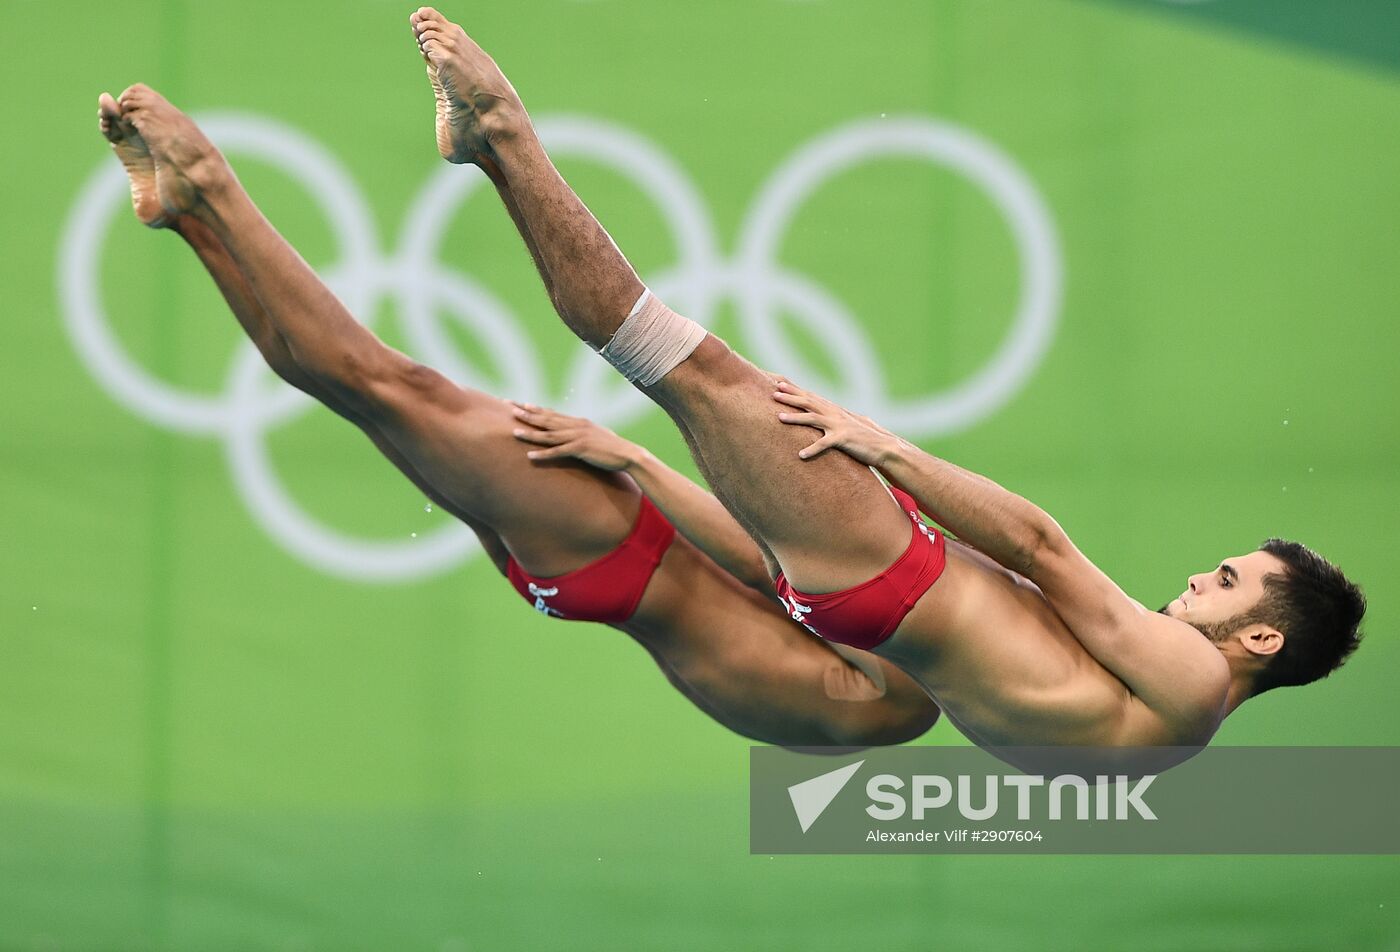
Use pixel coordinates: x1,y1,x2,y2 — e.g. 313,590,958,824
1240,624,1284,660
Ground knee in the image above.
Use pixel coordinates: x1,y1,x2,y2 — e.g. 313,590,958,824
681,334,743,379
286,335,393,401
390,358,450,400
284,345,391,420
650,334,767,413
361,357,486,422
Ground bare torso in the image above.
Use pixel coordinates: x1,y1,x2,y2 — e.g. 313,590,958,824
877,540,1222,748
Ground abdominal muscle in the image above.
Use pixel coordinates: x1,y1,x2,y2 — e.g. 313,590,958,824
877,540,1135,747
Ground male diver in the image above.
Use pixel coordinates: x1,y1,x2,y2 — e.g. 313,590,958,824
404,7,1365,755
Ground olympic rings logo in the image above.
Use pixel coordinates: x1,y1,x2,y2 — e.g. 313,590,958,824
59,113,1062,582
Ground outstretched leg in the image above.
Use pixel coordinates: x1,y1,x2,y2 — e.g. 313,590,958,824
117,83,645,576
473,150,782,573
103,86,936,747
410,9,911,591
99,92,513,565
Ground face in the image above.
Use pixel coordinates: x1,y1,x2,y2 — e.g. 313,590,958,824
1159,550,1289,643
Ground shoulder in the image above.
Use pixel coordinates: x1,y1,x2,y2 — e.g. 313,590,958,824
1140,609,1231,680
1124,609,1231,729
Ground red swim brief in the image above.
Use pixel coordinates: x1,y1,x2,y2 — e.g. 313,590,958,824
506,495,676,623
772,486,947,650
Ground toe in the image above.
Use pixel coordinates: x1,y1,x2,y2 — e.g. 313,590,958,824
417,28,444,53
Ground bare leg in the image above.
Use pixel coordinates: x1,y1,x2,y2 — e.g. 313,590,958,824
175,212,926,744
118,83,644,575
637,614,940,748
105,84,937,747
475,153,782,576
410,11,910,591
97,91,515,563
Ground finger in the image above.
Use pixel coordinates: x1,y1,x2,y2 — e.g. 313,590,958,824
775,384,832,413
776,411,822,427
511,406,587,435
510,406,558,428
512,428,550,445
797,435,837,460
526,402,567,418
526,442,581,462
512,427,574,446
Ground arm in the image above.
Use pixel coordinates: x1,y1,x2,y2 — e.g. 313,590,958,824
510,403,774,594
773,382,1228,725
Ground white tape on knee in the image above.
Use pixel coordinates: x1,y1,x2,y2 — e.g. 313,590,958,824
598,289,707,387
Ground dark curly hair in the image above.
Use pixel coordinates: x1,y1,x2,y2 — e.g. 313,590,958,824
1247,538,1366,695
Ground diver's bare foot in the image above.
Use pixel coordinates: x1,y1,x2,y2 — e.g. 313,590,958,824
117,84,231,220
416,37,479,164
98,92,166,227
409,7,529,164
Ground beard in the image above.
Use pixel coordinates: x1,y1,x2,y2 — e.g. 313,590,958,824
1157,602,1246,645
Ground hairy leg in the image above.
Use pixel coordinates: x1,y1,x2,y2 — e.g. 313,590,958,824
411,13,910,590
476,150,930,741
475,154,783,576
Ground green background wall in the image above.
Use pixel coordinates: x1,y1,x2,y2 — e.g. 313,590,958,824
2,1,1397,948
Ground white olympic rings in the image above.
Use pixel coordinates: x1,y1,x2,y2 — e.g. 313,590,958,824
58,112,1061,582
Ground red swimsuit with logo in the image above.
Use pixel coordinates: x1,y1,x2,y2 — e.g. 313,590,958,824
772,486,947,650
506,495,676,623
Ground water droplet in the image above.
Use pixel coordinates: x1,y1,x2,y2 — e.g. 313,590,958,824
880,112,887,118
1308,467,1314,473
411,532,418,538
1282,487,1288,493
32,606,37,611
425,503,433,513
1282,420,1289,426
